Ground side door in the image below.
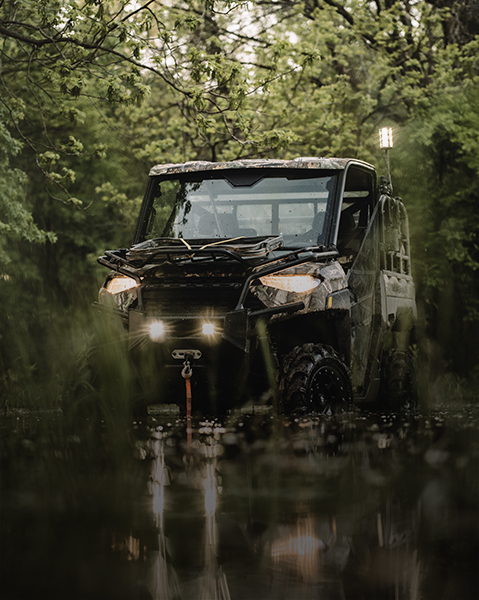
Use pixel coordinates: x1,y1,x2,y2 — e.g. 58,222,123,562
347,205,381,399
347,192,416,400
340,167,381,400
378,197,416,350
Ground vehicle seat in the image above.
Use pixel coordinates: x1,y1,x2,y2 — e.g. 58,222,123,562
238,228,257,237
337,211,361,254
198,213,240,238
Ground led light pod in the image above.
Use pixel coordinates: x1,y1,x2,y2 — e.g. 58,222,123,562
202,323,215,336
379,127,393,149
148,320,166,341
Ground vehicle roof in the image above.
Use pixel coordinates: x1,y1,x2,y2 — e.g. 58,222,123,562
149,157,375,177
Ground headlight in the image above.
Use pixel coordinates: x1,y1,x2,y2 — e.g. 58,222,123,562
105,276,138,294
259,274,320,293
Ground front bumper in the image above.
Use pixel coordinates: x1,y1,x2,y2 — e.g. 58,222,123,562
128,310,248,410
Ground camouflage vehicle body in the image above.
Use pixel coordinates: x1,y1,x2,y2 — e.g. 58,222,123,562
97,157,416,413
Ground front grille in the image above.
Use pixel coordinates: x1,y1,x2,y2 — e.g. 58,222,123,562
142,283,243,317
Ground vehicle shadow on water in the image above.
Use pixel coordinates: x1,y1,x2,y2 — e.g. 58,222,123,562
1,400,478,600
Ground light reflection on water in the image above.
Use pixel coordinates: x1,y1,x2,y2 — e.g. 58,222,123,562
1,406,478,599
270,518,324,583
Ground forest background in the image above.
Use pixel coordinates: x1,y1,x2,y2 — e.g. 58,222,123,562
0,0,478,407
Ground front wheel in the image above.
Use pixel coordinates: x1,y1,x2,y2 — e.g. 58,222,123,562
278,344,353,415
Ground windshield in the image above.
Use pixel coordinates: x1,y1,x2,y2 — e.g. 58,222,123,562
137,170,338,248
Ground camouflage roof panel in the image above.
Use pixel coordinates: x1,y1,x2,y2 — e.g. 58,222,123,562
148,157,370,177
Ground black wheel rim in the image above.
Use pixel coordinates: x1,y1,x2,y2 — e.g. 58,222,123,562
309,363,349,415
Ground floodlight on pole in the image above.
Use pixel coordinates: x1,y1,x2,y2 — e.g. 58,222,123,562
379,127,393,149
379,127,393,192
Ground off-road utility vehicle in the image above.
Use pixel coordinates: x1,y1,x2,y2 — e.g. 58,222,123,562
97,157,417,414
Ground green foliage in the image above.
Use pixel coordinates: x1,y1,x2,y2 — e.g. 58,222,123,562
0,113,56,266
395,81,479,372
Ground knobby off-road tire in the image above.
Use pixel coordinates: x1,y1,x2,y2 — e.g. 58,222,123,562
278,343,353,415
381,349,417,412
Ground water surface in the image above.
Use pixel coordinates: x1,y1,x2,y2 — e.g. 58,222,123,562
1,404,478,599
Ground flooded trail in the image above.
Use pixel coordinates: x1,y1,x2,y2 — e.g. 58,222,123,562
1,405,478,600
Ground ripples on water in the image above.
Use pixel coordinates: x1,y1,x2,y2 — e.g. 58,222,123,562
1,404,478,600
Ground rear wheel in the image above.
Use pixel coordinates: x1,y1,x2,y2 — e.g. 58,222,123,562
381,349,417,412
278,344,353,415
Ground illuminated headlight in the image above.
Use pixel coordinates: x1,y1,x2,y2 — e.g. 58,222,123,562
259,274,320,293
148,320,165,341
202,323,215,336
105,276,138,294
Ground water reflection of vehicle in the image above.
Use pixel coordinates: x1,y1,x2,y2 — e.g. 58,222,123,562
2,408,477,600
138,413,422,600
